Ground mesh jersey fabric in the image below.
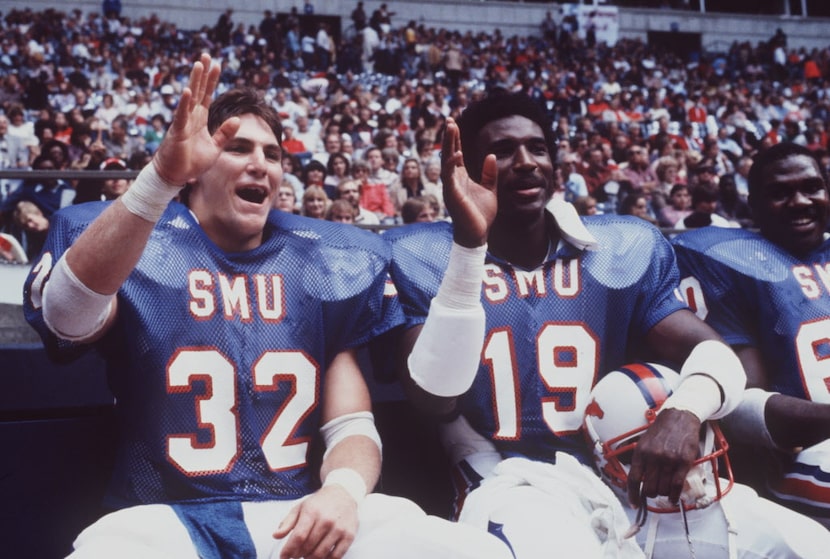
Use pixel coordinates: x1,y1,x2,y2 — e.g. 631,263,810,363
672,226,830,402
386,215,686,465
23,201,403,510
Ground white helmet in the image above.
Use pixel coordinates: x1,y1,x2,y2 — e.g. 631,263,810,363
583,362,733,513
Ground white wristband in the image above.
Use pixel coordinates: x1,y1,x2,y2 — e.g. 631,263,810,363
323,468,367,504
435,242,487,310
661,373,723,422
119,163,183,222
673,339,746,419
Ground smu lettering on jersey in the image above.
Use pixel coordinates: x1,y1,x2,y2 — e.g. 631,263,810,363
673,227,830,402
23,201,403,509
387,215,686,465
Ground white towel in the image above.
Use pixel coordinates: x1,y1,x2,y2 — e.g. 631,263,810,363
459,455,644,559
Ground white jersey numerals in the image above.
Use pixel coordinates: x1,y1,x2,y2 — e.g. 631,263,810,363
167,348,318,475
796,319,830,404
484,323,597,439
680,274,830,404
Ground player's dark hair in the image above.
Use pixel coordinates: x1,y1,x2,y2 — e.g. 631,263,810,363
747,142,828,208
456,90,557,182
208,87,283,147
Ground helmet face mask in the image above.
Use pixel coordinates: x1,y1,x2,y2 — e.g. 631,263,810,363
584,362,734,513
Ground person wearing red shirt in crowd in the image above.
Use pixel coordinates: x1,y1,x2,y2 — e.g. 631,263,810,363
687,93,707,123
280,121,308,155
352,159,395,222
579,146,613,198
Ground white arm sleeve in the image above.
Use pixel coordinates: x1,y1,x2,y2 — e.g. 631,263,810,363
721,388,781,450
408,242,486,397
42,253,115,342
662,339,746,421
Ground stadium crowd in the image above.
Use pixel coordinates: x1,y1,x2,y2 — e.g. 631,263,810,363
5,5,830,557
1,4,830,252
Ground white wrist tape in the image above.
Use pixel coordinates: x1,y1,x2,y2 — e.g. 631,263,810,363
434,242,487,310
664,340,746,420
119,163,183,222
723,388,780,450
320,411,382,461
42,254,114,341
323,468,367,504
407,242,486,397
661,373,723,422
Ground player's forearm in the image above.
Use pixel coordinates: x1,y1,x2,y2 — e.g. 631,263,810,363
408,242,486,397
765,393,830,450
67,162,182,293
65,201,156,294
320,435,381,501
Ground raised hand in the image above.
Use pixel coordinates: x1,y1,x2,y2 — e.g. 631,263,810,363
441,117,498,248
152,53,240,186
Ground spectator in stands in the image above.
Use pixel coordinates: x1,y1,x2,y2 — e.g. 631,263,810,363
579,146,613,200
280,152,305,206
717,173,753,228
619,189,658,225
274,183,299,214
652,155,681,213
280,121,309,157
573,194,598,216
326,198,357,224
676,182,736,230
323,152,351,199
1,154,74,219
390,157,436,217
353,159,394,222
143,114,167,154
75,157,132,204
10,199,49,260
301,185,330,219
301,159,327,192
336,178,379,226
102,116,144,161
657,183,692,229
400,195,437,224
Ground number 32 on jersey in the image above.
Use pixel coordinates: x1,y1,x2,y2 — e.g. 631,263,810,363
167,348,318,476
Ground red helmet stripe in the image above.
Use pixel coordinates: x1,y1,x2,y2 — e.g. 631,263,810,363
618,363,672,408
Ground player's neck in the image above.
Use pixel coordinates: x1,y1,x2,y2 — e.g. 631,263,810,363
490,215,556,269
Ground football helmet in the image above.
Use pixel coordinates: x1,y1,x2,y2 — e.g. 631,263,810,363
583,362,733,513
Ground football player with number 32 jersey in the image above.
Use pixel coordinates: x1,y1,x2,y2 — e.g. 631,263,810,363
23,54,511,559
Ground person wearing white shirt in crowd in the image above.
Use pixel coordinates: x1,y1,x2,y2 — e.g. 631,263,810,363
293,113,323,155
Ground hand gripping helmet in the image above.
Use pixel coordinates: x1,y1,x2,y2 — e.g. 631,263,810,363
583,362,734,513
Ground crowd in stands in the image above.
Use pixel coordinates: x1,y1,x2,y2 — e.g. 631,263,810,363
2,4,830,261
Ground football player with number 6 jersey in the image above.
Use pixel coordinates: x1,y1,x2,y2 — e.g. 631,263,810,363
23,54,511,559
673,141,830,528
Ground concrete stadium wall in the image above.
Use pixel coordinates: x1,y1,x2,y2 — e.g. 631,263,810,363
6,1,830,52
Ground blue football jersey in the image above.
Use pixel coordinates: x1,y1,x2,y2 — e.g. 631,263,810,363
23,201,403,509
387,216,686,464
673,227,830,403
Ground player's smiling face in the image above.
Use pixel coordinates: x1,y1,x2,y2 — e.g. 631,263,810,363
190,114,283,252
756,153,829,256
477,115,554,220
